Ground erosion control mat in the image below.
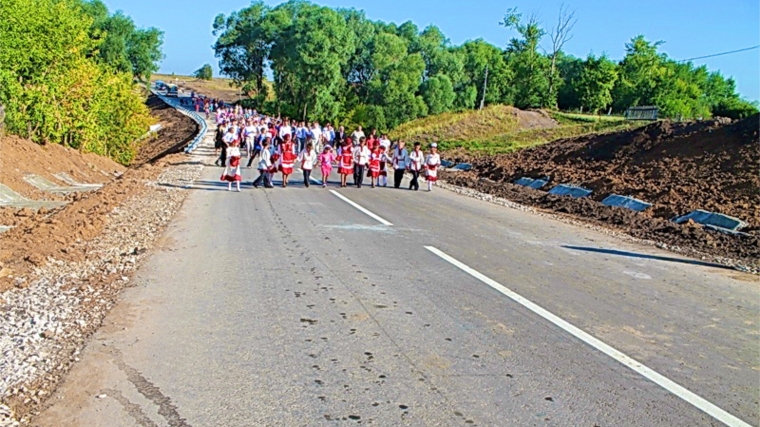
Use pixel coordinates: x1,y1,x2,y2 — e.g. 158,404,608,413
446,114,760,265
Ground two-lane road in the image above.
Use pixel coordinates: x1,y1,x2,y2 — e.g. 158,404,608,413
35,163,758,427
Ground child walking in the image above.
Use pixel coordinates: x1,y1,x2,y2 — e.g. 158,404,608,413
368,145,382,188
378,145,390,187
298,142,317,188
318,145,336,188
424,143,441,192
253,138,274,188
337,139,354,188
278,134,297,187
221,141,242,192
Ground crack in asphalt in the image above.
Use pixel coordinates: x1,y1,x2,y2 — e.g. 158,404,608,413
111,348,193,427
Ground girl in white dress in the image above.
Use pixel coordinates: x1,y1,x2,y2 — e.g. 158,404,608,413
424,143,441,192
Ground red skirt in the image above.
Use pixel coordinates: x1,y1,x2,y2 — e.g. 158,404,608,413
221,173,242,182
339,167,352,175
280,166,294,175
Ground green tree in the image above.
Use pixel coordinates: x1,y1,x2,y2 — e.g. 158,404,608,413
0,0,151,163
555,53,584,110
422,74,456,114
501,8,552,108
611,35,667,111
194,64,213,80
79,1,164,80
457,40,511,109
213,1,273,101
576,54,619,114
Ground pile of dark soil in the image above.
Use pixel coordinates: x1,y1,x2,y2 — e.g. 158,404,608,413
132,95,199,165
446,115,760,265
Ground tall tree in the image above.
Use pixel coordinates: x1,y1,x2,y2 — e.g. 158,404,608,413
501,8,552,108
576,54,618,114
213,1,273,101
80,0,164,79
547,4,577,107
611,35,667,111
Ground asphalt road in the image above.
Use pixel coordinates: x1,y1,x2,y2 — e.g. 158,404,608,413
35,156,759,426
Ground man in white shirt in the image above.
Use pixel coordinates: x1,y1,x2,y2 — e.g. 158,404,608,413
244,121,257,157
379,134,391,150
352,137,371,188
391,141,409,189
279,119,292,142
309,122,323,152
351,126,365,146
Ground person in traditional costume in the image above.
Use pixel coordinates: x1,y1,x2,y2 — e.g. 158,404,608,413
391,141,409,189
253,138,274,188
298,142,317,188
337,138,354,188
221,141,242,192
378,145,391,187
278,134,297,187
352,137,371,188
367,145,382,188
424,143,441,191
318,145,336,188
408,141,424,191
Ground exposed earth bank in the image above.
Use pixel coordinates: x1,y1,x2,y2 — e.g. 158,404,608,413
445,114,760,266
0,95,203,426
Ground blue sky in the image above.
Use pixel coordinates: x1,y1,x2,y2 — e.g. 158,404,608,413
104,0,759,101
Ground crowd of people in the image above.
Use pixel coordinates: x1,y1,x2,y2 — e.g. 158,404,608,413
212,105,442,193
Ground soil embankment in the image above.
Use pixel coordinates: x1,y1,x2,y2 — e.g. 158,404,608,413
0,94,199,292
446,115,760,264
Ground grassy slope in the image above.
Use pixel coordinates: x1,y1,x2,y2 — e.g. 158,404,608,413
390,106,638,155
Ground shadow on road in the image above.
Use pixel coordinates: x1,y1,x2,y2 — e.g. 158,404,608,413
561,245,734,270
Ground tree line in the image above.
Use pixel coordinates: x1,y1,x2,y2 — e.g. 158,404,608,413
213,0,757,131
0,0,164,164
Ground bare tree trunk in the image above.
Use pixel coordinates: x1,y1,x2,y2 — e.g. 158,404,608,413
548,4,577,108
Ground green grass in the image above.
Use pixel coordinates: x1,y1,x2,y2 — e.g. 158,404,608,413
389,105,521,143
552,111,627,123
389,105,641,155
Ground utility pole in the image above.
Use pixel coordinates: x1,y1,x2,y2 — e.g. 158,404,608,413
479,64,489,110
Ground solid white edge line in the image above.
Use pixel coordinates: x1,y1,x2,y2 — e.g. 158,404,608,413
329,190,393,226
424,246,751,427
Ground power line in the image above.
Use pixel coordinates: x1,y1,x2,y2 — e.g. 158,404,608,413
678,45,759,62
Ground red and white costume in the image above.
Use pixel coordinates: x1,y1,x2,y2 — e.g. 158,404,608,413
424,153,441,182
338,145,354,175
409,149,424,172
279,140,297,175
368,149,382,178
221,146,242,182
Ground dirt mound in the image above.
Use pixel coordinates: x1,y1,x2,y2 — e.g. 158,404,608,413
132,95,199,165
0,136,125,203
0,95,201,290
446,115,760,264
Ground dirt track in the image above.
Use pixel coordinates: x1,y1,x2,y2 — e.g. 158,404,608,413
445,114,760,265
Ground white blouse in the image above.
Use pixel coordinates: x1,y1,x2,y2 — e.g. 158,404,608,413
299,149,317,170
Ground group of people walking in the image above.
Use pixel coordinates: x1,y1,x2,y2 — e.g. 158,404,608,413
213,107,441,193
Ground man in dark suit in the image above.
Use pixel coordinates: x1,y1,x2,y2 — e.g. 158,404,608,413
334,125,346,146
